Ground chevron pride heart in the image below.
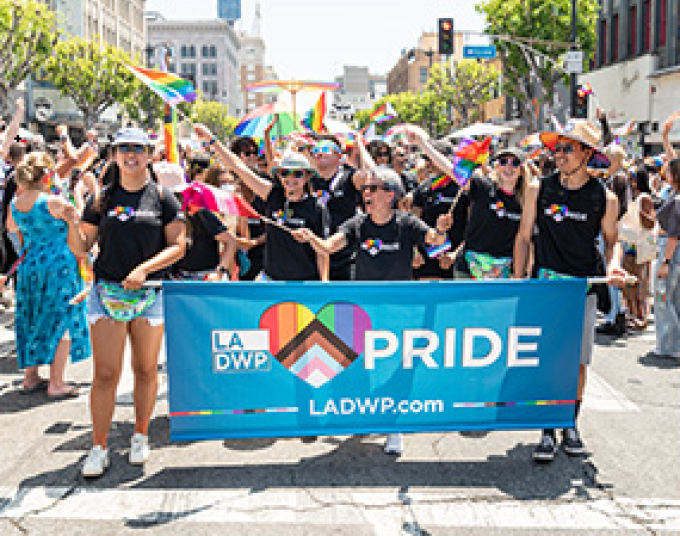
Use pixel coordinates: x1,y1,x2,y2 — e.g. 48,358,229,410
259,302,372,388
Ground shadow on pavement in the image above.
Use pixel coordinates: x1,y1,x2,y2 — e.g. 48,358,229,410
638,350,680,369
0,381,91,415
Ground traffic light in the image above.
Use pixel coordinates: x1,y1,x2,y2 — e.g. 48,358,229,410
438,18,454,55
574,92,588,119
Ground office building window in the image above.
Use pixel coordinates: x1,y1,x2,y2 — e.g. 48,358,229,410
612,14,619,61
181,45,187,58
181,63,197,75
210,46,217,57
419,66,428,84
629,5,637,57
247,73,256,81
202,63,217,76
202,45,210,57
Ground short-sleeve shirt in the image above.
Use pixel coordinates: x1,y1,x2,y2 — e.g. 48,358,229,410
657,192,680,238
339,211,430,281
310,165,360,270
174,209,227,272
263,185,328,281
82,181,184,282
455,176,522,274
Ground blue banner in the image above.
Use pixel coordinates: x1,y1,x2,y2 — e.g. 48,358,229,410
164,280,587,441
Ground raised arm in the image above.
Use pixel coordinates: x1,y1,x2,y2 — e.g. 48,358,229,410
292,228,348,256
662,111,680,160
404,124,452,178
0,99,24,161
193,124,273,201
513,180,540,278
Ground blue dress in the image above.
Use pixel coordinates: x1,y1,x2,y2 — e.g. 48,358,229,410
11,194,90,369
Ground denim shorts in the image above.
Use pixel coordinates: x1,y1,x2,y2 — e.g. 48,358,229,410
87,282,164,326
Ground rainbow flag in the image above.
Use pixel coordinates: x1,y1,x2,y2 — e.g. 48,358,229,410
426,241,452,259
127,65,197,106
369,102,397,124
613,119,635,137
430,174,453,190
449,137,491,186
164,105,179,164
302,93,327,134
577,83,594,99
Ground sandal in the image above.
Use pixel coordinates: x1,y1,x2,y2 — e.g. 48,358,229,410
20,379,49,394
47,385,80,400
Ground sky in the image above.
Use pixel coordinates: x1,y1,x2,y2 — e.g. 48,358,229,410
145,0,487,81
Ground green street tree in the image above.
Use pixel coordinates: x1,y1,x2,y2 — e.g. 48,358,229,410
0,0,59,113
190,98,238,141
476,0,598,130
447,60,500,127
355,92,433,134
43,36,137,127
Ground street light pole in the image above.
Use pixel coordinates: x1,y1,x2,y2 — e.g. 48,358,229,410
424,49,435,136
570,0,577,118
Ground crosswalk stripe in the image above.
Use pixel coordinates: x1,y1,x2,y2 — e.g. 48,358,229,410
1,487,678,531
583,370,640,412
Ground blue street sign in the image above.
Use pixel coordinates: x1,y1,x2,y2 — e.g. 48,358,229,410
463,45,497,59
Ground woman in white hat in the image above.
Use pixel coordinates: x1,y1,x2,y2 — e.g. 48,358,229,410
513,119,628,463
193,124,329,281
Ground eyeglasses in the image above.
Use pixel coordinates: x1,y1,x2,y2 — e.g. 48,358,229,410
553,143,577,155
117,144,146,154
395,153,406,158
360,184,389,193
377,152,391,158
241,150,258,157
279,169,306,179
498,157,521,168
312,145,339,155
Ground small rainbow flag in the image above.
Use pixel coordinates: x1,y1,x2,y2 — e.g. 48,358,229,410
577,83,594,99
455,137,491,165
302,93,327,134
127,65,197,107
430,174,453,190
426,241,452,259
164,105,179,164
369,102,397,124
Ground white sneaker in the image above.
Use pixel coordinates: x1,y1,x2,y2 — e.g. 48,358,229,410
82,446,109,478
384,433,403,455
129,433,150,465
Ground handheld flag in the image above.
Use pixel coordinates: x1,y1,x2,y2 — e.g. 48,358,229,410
613,119,635,137
450,137,491,186
370,102,397,124
127,65,197,106
164,105,179,164
302,93,327,134
177,181,262,219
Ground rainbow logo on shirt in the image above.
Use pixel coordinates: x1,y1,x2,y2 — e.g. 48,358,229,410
361,239,383,256
273,209,293,223
314,190,330,205
493,201,506,217
112,206,135,222
549,204,569,222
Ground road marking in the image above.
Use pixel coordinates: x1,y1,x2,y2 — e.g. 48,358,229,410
0,487,678,532
584,370,640,412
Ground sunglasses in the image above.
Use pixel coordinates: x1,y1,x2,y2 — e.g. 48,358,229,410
117,144,146,154
498,157,521,168
376,152,391,158
241,150,258,157
553,143,577,155
312,145,339,155
360,184,389,193
279,169,306,179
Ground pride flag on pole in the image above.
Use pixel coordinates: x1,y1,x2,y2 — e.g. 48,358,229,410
369,101,397,124
302,93,327,134
164,105,179,164
127,65,197,106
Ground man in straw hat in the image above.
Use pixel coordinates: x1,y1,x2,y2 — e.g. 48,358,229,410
513,119,628,463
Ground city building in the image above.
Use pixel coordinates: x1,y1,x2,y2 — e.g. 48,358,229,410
28,0,147,137
218,0,241,24
329,66,387,122
147,13,242,117
580,0,680,154
239,33,266,114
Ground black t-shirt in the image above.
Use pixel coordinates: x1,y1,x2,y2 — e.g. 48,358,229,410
242,195,266,280
399,170,419,194
82,181,184,282
264,185,329,281
174,209,227,272
339,211,430,281
310,164,359,270
412,176,470,277
455,176,522,274
534,172,607,277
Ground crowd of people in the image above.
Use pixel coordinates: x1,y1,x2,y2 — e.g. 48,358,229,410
1,95,678,477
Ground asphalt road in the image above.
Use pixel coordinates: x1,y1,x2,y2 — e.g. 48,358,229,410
0,299,678,535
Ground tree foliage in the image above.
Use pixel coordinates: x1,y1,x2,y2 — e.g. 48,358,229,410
0,0,59,113
189,98,238,141
476,0,599,130
448,60,500,126
43,36,137,127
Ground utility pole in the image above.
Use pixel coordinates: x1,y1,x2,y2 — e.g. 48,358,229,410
570,0,577,118
424,49,435,136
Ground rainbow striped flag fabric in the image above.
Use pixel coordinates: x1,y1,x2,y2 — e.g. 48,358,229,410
369,102,397,124
164,105,179,164
127,65,197,106
302,93,327,134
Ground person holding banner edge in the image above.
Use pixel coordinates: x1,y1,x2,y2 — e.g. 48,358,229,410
293,165,452,454
513,119,627,462
73,128,186,478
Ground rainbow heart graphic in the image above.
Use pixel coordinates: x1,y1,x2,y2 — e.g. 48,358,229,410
259,302,372,388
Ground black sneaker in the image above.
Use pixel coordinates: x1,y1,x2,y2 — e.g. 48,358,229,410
596,322,624,336
561,428,585,456
532,432,557,462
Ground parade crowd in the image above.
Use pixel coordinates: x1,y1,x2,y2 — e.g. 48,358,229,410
1,96,678,479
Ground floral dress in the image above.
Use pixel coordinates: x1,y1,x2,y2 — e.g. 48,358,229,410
11,194,90,368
